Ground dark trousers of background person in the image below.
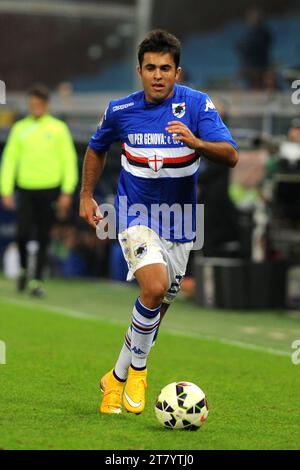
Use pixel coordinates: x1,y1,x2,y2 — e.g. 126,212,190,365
16,187,59,280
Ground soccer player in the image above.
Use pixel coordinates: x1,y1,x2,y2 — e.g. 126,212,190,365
80,30,238,414
0,84,78,297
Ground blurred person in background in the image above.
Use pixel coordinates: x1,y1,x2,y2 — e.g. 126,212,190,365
286,118,300,144
237,7,273,90
275,118,300,223
198,98,240,257
181,99,240,299
0,84,78,297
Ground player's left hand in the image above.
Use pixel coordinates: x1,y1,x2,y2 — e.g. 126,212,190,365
166,121,200,149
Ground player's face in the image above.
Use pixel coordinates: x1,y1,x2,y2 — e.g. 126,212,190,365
138,52,181,104
28,96,49,118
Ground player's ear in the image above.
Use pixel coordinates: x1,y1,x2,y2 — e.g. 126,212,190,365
137,65,142,78
176,67,182,81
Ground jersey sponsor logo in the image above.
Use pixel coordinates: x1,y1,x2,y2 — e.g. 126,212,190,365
172,102,186,118
148,154,163,172
128,133,167,146
204,98,215,112
127,133,184,146
112,102,134,112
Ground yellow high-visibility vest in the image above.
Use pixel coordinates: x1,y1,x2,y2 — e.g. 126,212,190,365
0,113,78,196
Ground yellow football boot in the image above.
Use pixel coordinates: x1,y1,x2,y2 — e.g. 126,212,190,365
99,369,123,414
123,366,147,414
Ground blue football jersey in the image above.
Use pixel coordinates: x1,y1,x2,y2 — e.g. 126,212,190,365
89,84,237,242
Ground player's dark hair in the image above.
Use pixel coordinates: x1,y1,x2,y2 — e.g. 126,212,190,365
138,30,181,68
27,83,49,102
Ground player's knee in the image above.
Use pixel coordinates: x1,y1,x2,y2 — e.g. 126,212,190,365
142,282,167,307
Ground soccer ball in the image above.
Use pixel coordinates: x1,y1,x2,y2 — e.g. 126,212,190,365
155,381,209,430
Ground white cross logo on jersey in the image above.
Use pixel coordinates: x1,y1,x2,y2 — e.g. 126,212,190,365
148,154,163,172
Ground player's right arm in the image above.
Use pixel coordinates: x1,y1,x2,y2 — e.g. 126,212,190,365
79,147,107,229
79,101,118,229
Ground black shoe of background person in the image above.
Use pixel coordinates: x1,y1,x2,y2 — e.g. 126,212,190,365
29,280,45,298
17,270,27,292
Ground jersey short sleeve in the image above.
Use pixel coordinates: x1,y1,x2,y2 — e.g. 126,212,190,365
197,93,237,149
89,102,119,152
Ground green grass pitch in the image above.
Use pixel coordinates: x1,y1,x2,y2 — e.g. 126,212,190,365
0,276,300,450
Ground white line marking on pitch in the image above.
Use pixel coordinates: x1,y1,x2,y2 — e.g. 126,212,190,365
1,296,290,358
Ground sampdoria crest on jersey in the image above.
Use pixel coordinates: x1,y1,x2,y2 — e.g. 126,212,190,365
204,98,216,112
172,102,186,118
148,154,163,172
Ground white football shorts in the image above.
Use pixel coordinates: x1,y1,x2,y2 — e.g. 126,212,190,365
118,225,193,304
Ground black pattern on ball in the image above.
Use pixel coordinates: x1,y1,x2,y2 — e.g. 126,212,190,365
156,401,163,410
